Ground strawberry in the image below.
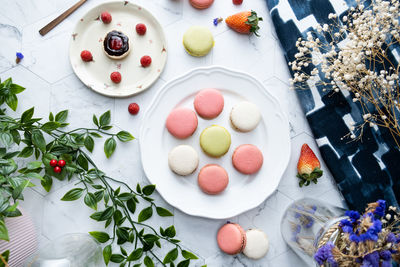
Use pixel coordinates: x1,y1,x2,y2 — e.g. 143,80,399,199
225,10,263,36
296,144,323,187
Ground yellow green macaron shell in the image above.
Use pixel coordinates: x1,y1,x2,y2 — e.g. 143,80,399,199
200,125,231,157
183,26,214,57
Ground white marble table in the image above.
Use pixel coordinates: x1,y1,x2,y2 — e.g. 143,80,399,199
0,0,346,266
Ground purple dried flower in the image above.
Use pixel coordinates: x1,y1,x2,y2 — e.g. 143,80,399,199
386,233,396,243
314,242,338,267
213,17,223,26
16,52,24,63
345,210,360,223
374,200,386,218
380,250,391,260
349,233,361,243
361,251,379,267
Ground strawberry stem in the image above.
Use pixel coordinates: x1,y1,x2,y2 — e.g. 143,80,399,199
245,10,263,37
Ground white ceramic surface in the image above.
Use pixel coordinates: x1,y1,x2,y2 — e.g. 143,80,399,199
69,1,167,97
140,66,291,219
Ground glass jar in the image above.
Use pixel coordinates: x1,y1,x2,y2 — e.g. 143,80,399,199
25,233,103,267
280,198,346,266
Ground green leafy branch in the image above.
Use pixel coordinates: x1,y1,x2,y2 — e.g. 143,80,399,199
0,78,201,267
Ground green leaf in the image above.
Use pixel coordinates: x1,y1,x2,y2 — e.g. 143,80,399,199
12,179,30,200
110,254,125,263
77,154,88,170
55,110,68,123
116,131,135,142
5,94,18,111
84,136,94,152
93,115,99,127
21,107,34,123
49,112,54,121
104,138,116,158
89,231,110,243
41,121,60,133
143,256,154,267
27,161,42,170
25,172,44,180
99,207,114,221
0,250,10,266
99,110,111,126
18,147,33,158
127,248,143,261
10,83,25,94
156,207,173,217
31,130,46,152
127,199,136,214
84,193,97,210
10,129,20,145
177,260,190,267
90,132,102,138
41,174,53,192
0,132,12,147
164,225,176,238
113,210,123,225
103,245,112,265
118,192,134,201
138,206,153,222
0,220,9,241
136,183,142,194
142,185,155,196
116,227,129,241
163,248,178,264
61,188,84,201
181,250,198,260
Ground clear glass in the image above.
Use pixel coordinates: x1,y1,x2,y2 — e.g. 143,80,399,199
280,198,346,266
24,233,104,267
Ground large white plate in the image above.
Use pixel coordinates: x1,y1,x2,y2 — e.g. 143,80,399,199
69,1,167,97
140,66,291,219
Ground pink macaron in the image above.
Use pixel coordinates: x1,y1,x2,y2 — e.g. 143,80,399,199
198,164,229,195
217,223,247,255
194,89,224,119
232,144,264,174
190,0,214,9
166,108,198,139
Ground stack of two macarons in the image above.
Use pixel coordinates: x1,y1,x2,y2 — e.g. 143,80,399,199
217,222,269,260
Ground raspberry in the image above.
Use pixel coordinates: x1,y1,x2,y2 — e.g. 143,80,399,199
233,0,243,4
128,103,140,115
80,50,93,62
136,23,147,35
110,72,122,83
140,55,152,68
110,36,123,50
101,11,112,24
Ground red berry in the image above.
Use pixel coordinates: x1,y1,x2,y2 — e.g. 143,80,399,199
58,160,66,167
110,36,123,50
128,103,140,115
101,11,112,24
140,55,152,67
110,72,122,83
80,50,93,62
136,23,147,35
53,166,62,173
50,159,58,167
233,0,243,4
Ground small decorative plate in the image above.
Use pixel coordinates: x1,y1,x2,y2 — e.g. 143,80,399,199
69,1,167,97
140,66,291,219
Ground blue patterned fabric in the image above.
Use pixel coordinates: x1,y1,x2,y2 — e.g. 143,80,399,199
265,0,400,211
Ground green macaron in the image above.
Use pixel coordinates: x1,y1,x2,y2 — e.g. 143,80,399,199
183,26,214,57
200,125,231,157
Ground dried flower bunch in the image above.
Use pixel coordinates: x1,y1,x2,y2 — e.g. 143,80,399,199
315,200,400,266
290,0,400,146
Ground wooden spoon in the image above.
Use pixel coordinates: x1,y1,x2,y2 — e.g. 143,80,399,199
39,0,87,36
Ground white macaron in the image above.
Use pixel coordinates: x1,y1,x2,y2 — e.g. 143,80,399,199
230,101,261,132
243,229,269,259
168,145,199,176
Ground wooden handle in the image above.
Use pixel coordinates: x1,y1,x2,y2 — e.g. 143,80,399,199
39,0,87,36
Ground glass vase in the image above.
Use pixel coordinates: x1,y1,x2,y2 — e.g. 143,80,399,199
280,198,346,266
24,233,103,267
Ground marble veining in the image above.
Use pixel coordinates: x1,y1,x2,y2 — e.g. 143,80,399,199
0,0,345,266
